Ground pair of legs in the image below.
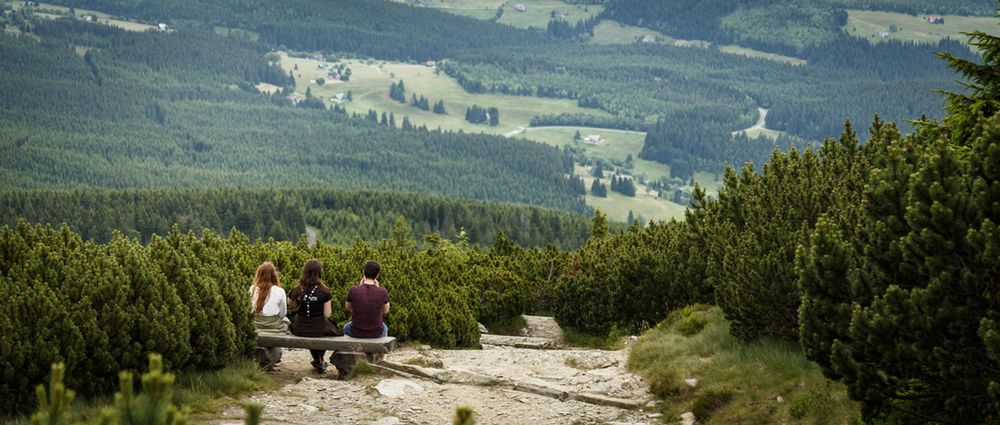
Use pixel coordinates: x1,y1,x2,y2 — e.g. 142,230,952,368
343,322,388,338
310,350,328,373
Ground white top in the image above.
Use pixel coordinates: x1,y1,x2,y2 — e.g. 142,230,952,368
250,285,287,318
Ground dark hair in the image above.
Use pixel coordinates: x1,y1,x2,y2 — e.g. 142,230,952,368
289,259,328,311
363,260,380,279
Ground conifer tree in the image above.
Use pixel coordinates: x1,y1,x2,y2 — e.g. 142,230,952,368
797,27,1000,423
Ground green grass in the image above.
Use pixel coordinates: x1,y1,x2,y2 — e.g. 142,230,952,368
483,314,527,336
29,2,156,31
561,327,626,350
628,305,860,424
718,45,806,66
278,54,609,135
590,20,665,45
5,359,277,424
389,0,603,29
845,9,1000,46
592,20,804,66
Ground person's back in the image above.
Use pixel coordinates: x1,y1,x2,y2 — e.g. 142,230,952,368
344,260,389,338
250,262,288,370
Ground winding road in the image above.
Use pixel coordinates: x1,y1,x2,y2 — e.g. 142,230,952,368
732,107,770,136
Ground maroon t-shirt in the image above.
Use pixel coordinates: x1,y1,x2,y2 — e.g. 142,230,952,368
346,284,389,338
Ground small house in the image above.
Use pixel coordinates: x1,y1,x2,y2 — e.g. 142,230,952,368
927,16,944,24
583,134,604,145
513,3,526,12
157,23,168,31
82,15,94,22
642,35,656,44
286,93,304,105
311,53,325,62
877,32,890,39
425,60,437,68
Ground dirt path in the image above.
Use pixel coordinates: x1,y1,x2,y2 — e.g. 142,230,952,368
213,318,657,424
304,226,318,247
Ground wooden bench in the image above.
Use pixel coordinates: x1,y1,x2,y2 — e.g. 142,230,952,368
256,331,396,376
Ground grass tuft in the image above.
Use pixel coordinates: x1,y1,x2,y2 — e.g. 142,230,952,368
173,358,279,413
628,306,860,424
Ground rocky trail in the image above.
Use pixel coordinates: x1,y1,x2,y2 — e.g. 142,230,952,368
214,316,660,424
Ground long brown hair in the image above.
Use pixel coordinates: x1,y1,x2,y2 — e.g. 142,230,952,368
252,262,280,314
292,259,329,303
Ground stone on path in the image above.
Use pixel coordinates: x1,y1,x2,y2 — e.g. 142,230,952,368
374,379,424,398
520,315,564,340
680,411,697,425
480,334,559,349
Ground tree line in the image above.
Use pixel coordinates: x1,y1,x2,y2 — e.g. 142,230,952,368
0,188,593,249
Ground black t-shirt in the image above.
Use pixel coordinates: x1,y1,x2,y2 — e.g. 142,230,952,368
299,284,331,318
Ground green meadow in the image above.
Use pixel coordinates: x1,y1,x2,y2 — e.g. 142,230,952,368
845,9,1000,46
390,0,603,29
591,20,806,66
278,53,608,135
30,2,156,31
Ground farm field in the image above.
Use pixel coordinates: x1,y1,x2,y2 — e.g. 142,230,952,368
391,0,603,29
278,53,610,135
844,9,1000,46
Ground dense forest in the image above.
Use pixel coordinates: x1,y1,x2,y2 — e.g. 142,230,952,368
0,188,593,248
0,18,586,213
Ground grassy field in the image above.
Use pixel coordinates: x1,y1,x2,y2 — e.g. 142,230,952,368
718,45,806,66
590,20,669,45
629,305,860,424
28,2,156,31
845,9,1000,46
278,53,609,135
591,20,805,65
390,0,603,29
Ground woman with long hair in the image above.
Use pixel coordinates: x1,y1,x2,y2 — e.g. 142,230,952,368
289,258,342,373
250,261,288,370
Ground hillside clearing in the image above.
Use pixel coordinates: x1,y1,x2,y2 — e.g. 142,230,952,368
845,9,1000,46
389,0,603,29
277,53,609,135
28,2,156,31
591,20,806,66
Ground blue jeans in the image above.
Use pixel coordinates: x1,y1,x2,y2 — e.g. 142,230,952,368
344,321,388,338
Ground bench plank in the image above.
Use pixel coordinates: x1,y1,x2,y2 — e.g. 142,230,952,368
256,332,396,353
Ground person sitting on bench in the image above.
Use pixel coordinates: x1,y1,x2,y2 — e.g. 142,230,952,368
344,260,390,339
250,261,288,370
289,259,342,373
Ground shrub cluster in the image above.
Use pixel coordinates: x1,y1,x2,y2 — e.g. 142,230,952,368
1,221,552,415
